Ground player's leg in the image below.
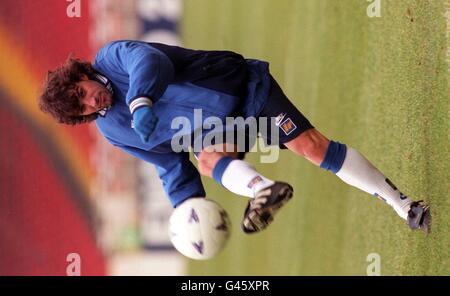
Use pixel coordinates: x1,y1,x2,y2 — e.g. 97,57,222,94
261,75,430,233
283,123,431,233
196,143,293,234
282,128,330,166
196,143,276,198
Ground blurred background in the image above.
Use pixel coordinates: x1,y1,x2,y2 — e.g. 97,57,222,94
0,0,448,276
0,0,184,275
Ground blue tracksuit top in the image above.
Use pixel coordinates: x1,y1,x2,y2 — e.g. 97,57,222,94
93,40,271,207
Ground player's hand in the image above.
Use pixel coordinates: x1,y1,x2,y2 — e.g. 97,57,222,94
132,106,158,143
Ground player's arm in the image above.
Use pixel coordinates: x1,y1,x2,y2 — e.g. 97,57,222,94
118,145,206,207
98,40,175,142
98,40,174,106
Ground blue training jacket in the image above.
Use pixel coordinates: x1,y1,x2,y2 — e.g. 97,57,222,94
93,40,271,207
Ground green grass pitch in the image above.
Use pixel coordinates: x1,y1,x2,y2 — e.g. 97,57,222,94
181,0,449,275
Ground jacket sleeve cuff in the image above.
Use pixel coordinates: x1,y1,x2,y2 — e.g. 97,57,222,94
129,96,153,114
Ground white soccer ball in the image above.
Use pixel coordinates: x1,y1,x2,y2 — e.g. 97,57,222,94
168,198,231,260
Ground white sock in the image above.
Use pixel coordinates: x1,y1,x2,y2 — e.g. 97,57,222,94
221,160,275,198
336,147,413,220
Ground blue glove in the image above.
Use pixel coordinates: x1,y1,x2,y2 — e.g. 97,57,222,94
132,106,158,143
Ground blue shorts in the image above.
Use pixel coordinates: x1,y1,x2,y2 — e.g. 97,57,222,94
193,75,314,159
256,75,314,149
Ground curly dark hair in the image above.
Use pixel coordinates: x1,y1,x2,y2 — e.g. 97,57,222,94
39,55,98,125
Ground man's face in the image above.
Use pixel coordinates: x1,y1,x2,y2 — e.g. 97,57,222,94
76,75,113,116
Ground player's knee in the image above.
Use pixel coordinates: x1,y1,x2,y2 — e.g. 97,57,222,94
197,151,221,177
197,148,238,177
197,153,212,177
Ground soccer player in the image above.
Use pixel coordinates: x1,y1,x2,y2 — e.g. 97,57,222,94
39,40,431,234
